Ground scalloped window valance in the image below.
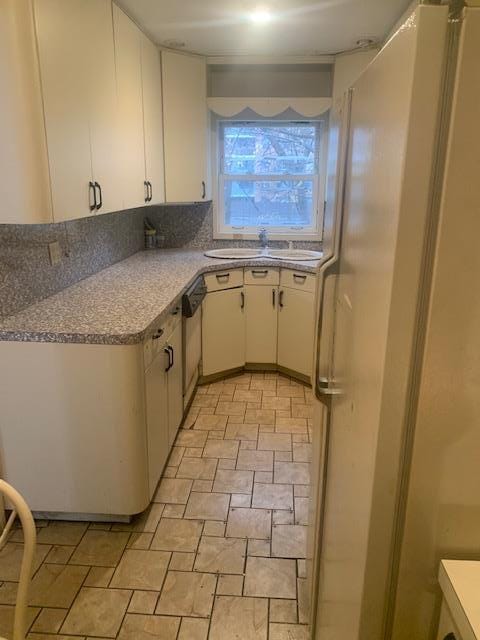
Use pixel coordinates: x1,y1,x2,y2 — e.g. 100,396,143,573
207,97,332,118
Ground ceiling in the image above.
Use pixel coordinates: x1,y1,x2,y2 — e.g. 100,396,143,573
116,0,413,57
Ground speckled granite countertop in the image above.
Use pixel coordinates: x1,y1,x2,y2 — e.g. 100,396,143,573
0,249,321,345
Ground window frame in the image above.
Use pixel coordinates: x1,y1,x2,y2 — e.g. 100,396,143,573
211,115,328,241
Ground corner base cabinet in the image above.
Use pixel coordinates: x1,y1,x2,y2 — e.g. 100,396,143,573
0,314,184,518
201,268,315,381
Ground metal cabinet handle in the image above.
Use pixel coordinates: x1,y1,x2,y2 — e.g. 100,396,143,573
94,182,102,210
152,328,164,341
202,181,206,199
317,364,344,399
293,273,307,283
279,290,284,308
252,270,269,277
168,346,174,369
164,347,171,372
240,291,245,309
144,181,149,203
89,181,97,211
148,181,153,202
272,289,276,307
216,273,230,282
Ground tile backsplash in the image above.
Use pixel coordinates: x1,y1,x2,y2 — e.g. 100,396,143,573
0,202,321,319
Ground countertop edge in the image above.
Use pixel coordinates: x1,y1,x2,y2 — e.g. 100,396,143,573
0,256,319,346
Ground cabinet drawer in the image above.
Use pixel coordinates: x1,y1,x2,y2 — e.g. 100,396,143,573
244,267,280,286
280,269,316,293
205,269,244,292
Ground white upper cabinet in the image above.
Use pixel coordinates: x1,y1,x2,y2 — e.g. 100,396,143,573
141,35,166,205
162,51,208,203
88,1,123,215
34,0,96,221
113,5,146,210
0,0,53,224
1,0,166,223
35,0,123,220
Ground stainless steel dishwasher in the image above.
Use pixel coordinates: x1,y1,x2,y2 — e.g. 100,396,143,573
182,275,207,410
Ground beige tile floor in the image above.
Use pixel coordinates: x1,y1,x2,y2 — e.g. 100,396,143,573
0,371,313,640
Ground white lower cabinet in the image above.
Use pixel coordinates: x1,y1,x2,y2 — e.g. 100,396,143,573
244,268,279,364
201,268,315,380
277,286,315,379
202,286,245,377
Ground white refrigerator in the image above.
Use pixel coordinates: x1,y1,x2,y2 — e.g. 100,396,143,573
310,4,480,640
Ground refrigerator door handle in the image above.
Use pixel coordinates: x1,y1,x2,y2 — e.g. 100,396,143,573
314,257,340,403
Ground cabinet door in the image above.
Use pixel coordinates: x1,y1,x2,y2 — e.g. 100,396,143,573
34,0,93,221
202,288,245,377
113,5,146,209
245,285,278,364
278,287,315,379
1,0,53,224
88,0,123,215
145,347,169,497
166,319,184,448
162,51,207,203
141,36,165,205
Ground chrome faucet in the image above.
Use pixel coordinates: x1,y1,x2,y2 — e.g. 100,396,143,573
259,228,268,249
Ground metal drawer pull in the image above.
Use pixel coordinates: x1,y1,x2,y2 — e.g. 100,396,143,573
240,291,245,309
216,273,230,282
152,328,164,341
293,274,307,283
279,290,284,308
94,182,102,211
252,270,269,277
144,181,149,203
272,289,276,307
89,181,97,211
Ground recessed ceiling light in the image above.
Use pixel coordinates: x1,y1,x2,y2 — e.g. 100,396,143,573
250,7,272,24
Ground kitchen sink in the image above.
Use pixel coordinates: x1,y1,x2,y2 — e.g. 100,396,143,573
204,247,323,261
204,248,264,259
268,249,323,261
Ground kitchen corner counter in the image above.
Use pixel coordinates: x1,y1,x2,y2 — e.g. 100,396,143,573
0,249,320,345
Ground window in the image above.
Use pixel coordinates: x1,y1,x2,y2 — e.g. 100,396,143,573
215,120,325,239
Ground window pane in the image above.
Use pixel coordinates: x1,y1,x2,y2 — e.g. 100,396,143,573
224,179,314,227
223,125,317,175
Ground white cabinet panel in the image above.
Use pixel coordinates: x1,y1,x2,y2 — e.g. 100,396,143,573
0,0,52,223
88,0,123,215
202,288,245,377
35,0,123,220
162,51,207,203
141,36,165,205
245,285,278,364
34,0,94,221
278,287,315,379
166,318,183,448
145,344,169,496
113,5,146,209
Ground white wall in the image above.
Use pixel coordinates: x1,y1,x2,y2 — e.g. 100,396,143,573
332,49,379,102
